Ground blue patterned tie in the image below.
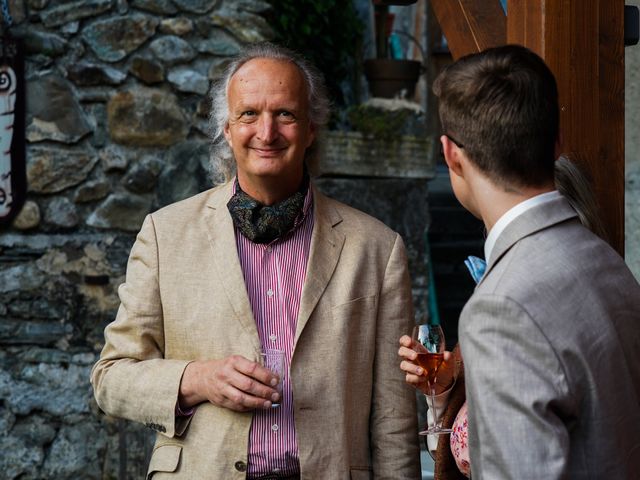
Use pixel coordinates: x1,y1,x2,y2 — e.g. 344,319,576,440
464,255,487,284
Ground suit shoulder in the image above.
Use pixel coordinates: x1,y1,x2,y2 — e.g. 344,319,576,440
150,184,225,224
323,195,399,241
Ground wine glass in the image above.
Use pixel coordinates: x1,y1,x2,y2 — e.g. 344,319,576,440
261,349,284,408
412,323,453,435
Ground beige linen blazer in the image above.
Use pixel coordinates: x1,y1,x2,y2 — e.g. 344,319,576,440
459,196,640,479
91,181,421,480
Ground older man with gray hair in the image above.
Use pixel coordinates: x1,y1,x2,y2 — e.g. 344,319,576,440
91,42,421,480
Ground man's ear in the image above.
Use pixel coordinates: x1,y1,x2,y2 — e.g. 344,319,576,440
306,122,316,148
441,135,464,177
223,122,232,146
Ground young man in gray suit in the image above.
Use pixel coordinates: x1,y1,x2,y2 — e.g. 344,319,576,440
435,45,640,478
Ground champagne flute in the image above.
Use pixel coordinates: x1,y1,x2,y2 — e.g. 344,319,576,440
412,323,453,435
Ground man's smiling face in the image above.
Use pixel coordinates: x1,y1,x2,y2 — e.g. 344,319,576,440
224,57,316,197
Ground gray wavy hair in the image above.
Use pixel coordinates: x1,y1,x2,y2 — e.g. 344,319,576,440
208,42,331,185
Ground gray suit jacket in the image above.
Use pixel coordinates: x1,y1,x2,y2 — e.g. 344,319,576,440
459,195,640,479
91,181,421,480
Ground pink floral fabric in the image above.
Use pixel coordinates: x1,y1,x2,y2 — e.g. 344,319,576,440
450,400,471,478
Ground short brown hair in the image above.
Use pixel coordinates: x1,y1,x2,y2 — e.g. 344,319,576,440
433,44,558,188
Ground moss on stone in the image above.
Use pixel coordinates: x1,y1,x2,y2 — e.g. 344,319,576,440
347,104,416,140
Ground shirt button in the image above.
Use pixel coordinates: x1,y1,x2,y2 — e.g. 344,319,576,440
267,289,274,297
271,423,279,432
266,246,272,253
234,461,247,472
269,334,277,342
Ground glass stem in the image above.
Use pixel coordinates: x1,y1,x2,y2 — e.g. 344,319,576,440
429,382,439,431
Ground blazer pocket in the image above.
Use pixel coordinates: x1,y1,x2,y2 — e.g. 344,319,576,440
147,444,182,479
332,294,377,318
349,466,373,480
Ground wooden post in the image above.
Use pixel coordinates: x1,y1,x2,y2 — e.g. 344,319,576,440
507,0,625,255
429,0,625,254
429,0,506,58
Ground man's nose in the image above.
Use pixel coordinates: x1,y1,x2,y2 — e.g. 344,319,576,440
256,115,277,143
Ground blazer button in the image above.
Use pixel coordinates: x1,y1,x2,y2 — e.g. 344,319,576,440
234,461,247,472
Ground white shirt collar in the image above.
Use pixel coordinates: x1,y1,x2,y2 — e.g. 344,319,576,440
484,190,562,263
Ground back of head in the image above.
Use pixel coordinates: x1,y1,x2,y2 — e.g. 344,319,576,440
433,44,559,189
209,42,331,184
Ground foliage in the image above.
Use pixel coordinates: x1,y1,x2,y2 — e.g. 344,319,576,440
264,0,365,112
347,103,414,140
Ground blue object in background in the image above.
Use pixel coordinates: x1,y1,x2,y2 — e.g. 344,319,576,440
389,32,404,59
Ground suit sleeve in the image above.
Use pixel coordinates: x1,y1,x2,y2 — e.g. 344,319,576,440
459,294,572,479
371,234,422,479
90,214,191,438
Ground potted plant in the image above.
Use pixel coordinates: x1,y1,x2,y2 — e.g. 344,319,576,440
364,1,423,99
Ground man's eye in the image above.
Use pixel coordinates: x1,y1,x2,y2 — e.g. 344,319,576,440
278,111,294,119
241,111,256,117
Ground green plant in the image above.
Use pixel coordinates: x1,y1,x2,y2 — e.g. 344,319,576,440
347,103,414,140
264,0,365,111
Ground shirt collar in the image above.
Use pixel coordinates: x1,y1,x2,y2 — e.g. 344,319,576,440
484,190,562,263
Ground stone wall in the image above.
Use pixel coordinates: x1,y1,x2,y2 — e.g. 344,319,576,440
0,1,433,478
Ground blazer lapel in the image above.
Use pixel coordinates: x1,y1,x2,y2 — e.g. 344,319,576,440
478,195,578,285
295,186,345,344
202,181,261,351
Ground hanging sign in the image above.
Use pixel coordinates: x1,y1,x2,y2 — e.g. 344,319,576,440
0,29,25,227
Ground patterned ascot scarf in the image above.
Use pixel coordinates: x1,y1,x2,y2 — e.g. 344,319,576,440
227,175,310,244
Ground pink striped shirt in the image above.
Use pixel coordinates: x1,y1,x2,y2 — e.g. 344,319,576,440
234,184,314,478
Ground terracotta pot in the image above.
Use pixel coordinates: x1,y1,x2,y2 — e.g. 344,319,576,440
364,58,422,98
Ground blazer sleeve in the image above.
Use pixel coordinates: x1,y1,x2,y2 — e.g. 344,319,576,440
90,214,191,438
370,233,422,479
459,294,572,479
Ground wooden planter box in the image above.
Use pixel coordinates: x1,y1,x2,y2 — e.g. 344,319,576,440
318,130,436,179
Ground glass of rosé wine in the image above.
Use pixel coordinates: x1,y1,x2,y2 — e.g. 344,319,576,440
412,323,453,435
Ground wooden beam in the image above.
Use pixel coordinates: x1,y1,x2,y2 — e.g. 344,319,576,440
507,0,625,255
505,0,544,54
598,0,625,255
429,0,506,59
